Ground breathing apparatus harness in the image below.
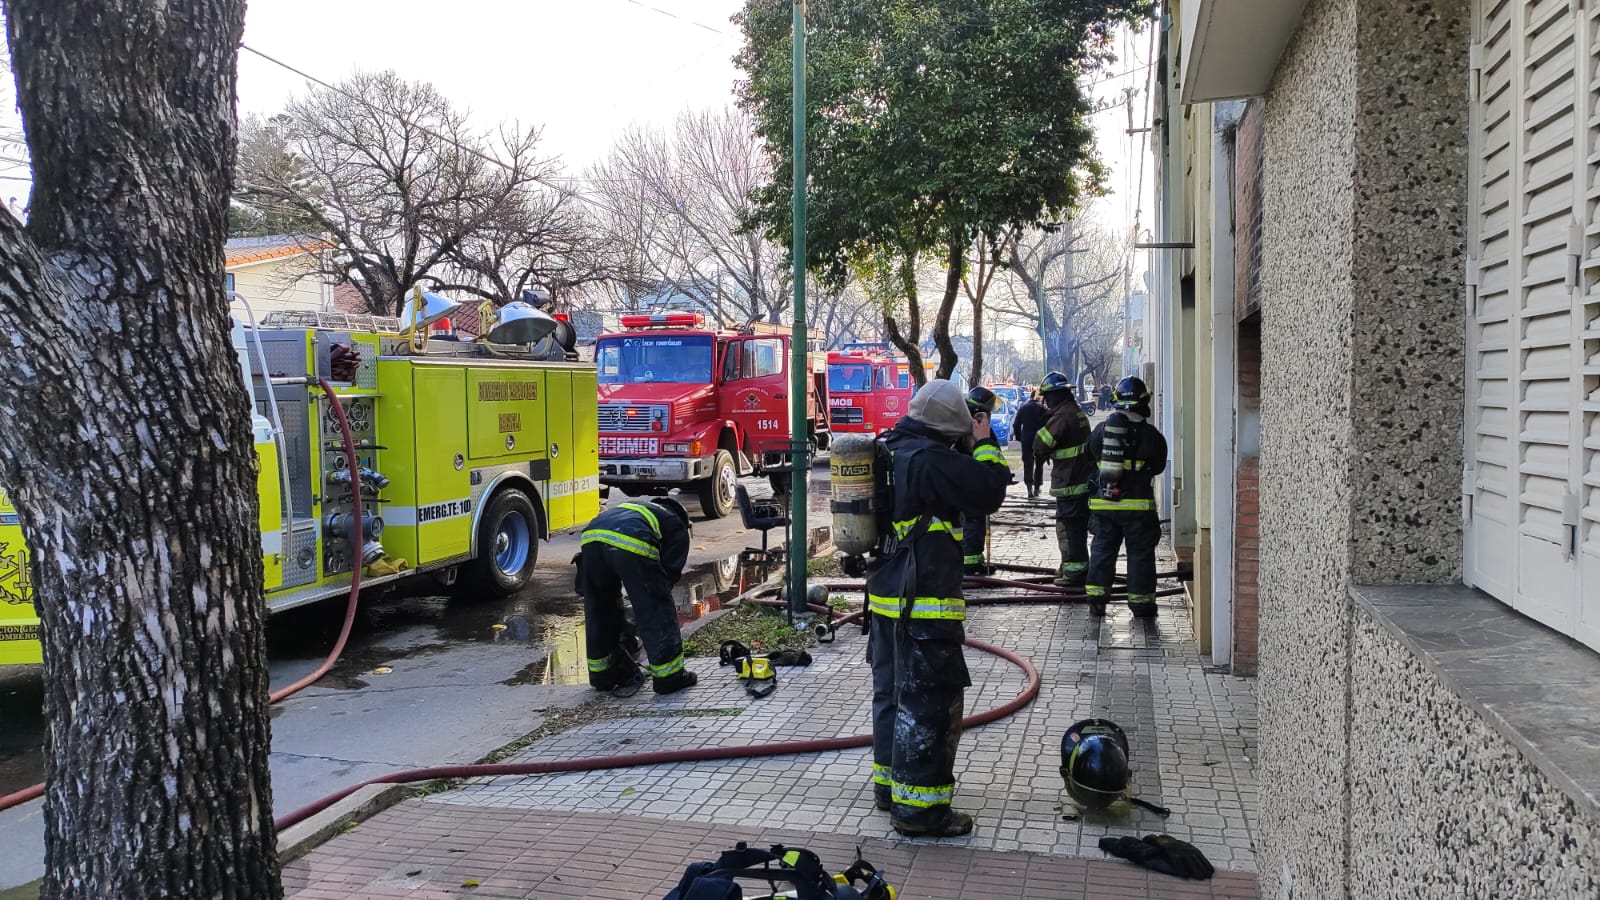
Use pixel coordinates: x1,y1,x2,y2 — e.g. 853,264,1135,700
664,842,897,900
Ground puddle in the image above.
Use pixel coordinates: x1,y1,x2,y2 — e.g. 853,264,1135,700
0,667,44,796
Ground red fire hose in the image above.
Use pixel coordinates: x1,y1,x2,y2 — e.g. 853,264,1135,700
271,378,363,702
0,378,363,813
273,635,1038,830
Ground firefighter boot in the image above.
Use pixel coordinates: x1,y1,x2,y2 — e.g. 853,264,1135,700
874,786,892,811
891,808,974,838
1053,521,1085,587
652,669,699,695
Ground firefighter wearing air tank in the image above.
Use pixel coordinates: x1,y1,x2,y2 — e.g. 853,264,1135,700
1086,377,1169,617
866,380,1010,837
1032,371,1094,587
960,386,1003,575
577,498,699,695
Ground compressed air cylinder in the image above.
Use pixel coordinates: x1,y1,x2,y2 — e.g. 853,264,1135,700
829,433,878,556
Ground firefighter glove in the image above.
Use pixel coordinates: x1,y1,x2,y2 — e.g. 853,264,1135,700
1098,834,1214,880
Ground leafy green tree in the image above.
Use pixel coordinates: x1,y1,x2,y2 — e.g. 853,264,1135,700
736,0,1150,383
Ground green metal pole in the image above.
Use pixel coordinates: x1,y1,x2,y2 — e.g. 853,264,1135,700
788,0,808,616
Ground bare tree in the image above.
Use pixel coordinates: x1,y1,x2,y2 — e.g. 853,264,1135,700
961,233,1007,384
0,0,281,896
236,71,555,315
996,220,1125,379
588,109,786,325
436,181,620,309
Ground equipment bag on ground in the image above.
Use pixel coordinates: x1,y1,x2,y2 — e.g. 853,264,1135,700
663,842,895,900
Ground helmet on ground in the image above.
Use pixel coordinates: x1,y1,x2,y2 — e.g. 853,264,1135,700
965,386,999,415
1038,371,1073,396
1113,377,1152,411
651,497,693,536
908,379,972,440
1060,718,1131,809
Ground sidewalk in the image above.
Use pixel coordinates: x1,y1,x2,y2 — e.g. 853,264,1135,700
284,488,1260,899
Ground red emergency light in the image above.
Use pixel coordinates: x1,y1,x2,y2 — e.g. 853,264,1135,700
619,313,703,329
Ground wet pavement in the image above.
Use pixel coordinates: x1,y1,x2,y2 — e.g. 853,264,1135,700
0,464,828,889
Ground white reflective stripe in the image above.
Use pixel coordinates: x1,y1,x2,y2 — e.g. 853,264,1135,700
382,500,472,527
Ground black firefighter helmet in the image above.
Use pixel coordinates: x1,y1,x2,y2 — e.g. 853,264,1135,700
1060,718,1131,809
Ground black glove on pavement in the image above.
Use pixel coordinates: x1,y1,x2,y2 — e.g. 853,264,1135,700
1098,834,1214,880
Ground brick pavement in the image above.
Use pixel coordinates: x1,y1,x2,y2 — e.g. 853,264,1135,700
284,486,1261,899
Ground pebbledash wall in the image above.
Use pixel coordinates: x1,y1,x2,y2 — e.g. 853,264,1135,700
1256,0,1600,896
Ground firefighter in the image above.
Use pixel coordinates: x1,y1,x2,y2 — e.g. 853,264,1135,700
960,386,1004,575
1086,377,1169,618
577,497,698,695
1011,389,1048,499
1032,371,1094,587
866,379,1010,837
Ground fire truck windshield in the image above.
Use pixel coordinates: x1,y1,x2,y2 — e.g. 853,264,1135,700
596,334,714,384
828,362,872,393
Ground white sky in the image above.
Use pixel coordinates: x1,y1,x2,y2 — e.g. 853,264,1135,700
3,1,1154,292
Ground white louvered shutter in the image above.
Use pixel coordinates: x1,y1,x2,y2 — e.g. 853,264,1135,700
1577,0,1600,647
1467,0,1593,646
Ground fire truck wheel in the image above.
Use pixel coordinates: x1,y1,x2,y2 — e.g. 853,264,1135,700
697,450,737,519
467,488,541,597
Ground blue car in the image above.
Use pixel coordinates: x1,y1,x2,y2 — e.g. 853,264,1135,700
990,401,1013,445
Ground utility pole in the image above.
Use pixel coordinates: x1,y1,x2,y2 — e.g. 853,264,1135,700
787,0,809,616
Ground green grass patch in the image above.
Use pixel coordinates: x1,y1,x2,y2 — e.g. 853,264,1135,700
0,881,39,900
827,593,857,612
684,603,819,657
806,555,843,578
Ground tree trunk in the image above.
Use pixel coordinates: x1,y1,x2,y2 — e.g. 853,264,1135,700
882,251,927,387
0,2,281,898
969,292,985,386
931,237,963,381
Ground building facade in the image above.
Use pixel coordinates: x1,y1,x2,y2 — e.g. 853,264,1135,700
1154,0,1600,894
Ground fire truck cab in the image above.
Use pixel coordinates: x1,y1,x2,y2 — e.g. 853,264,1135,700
826,342,914,436
594,313,829,519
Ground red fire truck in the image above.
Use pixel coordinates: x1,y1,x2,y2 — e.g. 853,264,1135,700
594,313,830,518
826,343,916,435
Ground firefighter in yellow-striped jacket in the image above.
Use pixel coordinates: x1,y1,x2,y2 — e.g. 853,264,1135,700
866,380,1010,837
1086,377,1169,618
1032,372,1095,587
577,498,697,696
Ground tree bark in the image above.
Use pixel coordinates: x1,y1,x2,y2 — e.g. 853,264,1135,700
882,250,927,386
931,237,964,381
0,1,280,897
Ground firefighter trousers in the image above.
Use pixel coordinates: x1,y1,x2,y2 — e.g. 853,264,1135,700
1020,447,1045,492
961,513,987,568
1087,510,1162,612
867,610,969,826
577,542,686,688
1054,498,1089,581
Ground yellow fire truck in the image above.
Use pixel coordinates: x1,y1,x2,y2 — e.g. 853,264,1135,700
0,304,600,667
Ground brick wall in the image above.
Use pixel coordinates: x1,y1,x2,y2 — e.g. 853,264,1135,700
1233,318,1262,675
1234,101,1265,322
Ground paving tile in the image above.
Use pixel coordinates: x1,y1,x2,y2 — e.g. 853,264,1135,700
286,489,1259,898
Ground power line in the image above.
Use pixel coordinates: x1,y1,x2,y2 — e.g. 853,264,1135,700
610,0,736,37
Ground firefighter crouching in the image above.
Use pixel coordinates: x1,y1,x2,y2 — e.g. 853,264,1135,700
1032,371,1094,587
866,380,1010,837
1086,377,1169,617
960,386,1004,575
577,498,699,696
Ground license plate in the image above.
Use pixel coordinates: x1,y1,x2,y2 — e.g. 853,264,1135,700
600,437,659,456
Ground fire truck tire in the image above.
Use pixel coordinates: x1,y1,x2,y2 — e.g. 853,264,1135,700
465,488,541,597
697,450,737,519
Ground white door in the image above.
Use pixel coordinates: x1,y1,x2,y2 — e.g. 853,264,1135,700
1467,0,1591,645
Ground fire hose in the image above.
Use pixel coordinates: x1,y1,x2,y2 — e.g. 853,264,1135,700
1,428,1185,828
0,377,363,813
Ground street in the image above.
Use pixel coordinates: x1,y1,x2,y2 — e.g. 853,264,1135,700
0,465,830,891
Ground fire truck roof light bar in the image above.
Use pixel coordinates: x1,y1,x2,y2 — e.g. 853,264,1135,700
619,313,704,328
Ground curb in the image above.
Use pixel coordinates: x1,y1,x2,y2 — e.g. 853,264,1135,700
276,783,411,864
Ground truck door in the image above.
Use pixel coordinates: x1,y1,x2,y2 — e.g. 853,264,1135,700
718,335,790,458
